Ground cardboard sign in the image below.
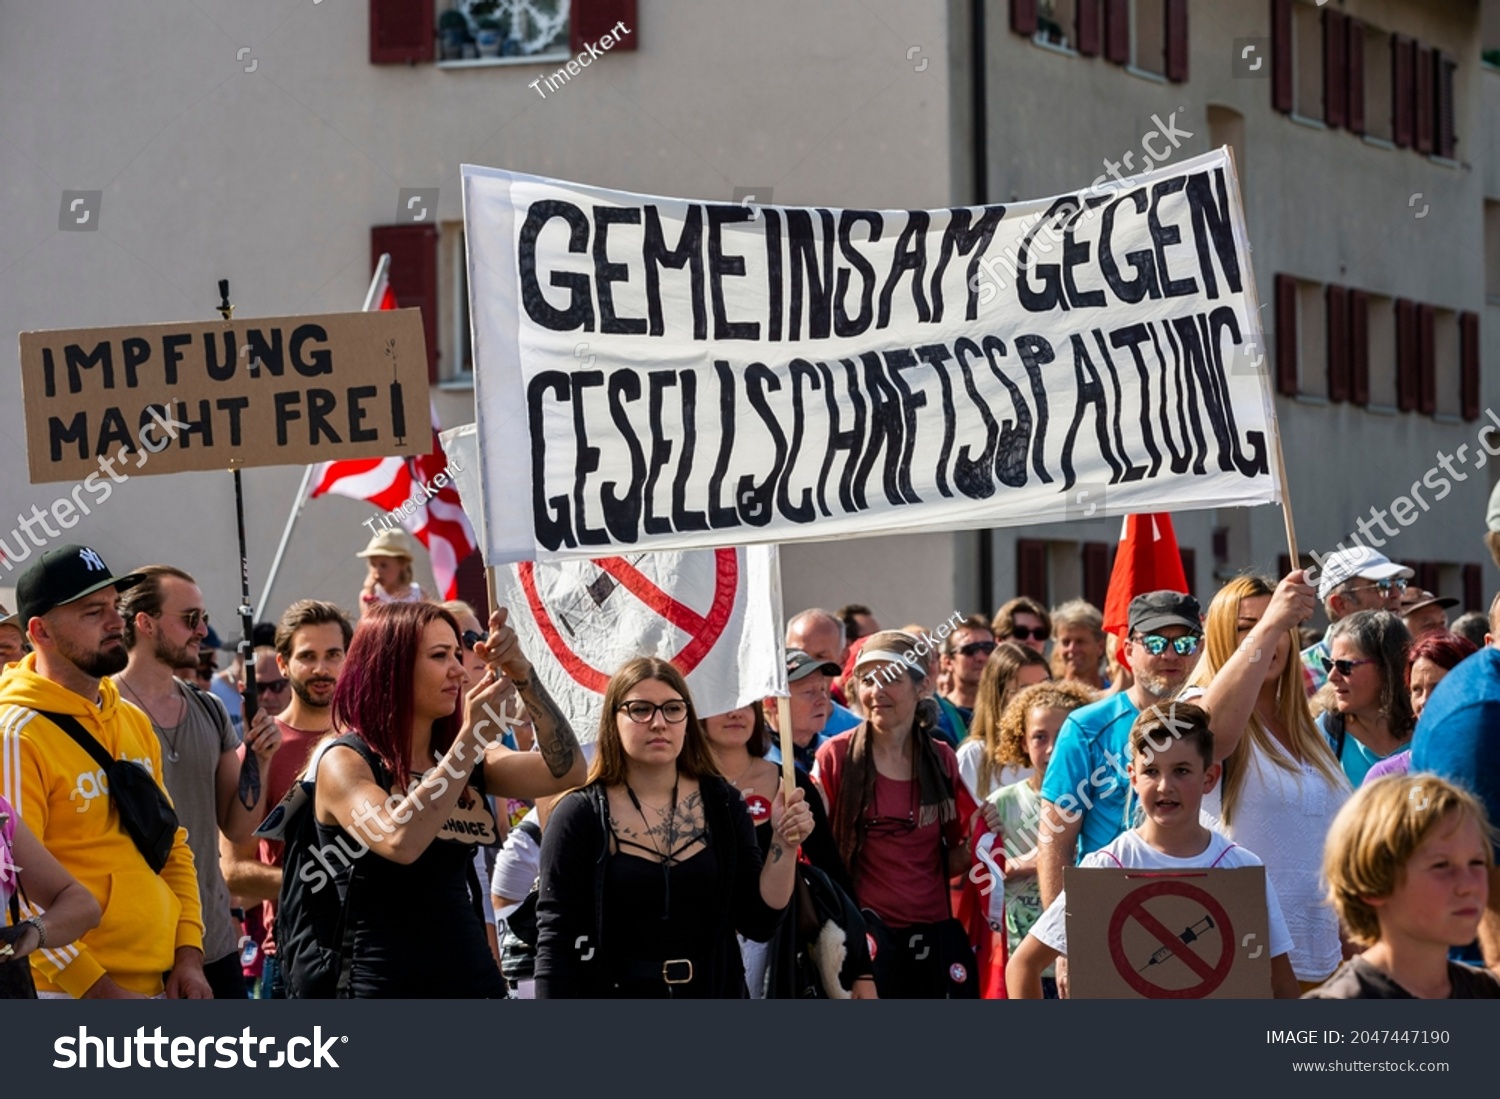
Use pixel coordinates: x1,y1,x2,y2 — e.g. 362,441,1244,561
20,308,430,484
463,149,1280,564
1064,865,1271,999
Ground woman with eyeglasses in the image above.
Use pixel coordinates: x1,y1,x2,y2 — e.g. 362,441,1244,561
957,642,1053,801
1315,610,1416,787
309,602,586,997
816,631,985,998
1189,576,1352,991
534,658,812,998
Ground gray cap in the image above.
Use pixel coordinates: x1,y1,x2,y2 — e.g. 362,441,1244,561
1127,591,1202,635
786,649,840,683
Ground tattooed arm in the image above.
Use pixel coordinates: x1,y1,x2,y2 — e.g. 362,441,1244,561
473,608,588,799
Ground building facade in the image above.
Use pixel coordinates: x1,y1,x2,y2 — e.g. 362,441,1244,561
0,0,1493,638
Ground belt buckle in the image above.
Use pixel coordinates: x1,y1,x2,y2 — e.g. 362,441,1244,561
662,959,693,985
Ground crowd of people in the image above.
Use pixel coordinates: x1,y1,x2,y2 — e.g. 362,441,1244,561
1,524,1497,1001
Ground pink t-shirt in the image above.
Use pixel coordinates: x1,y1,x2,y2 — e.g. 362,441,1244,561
0,793,17,915
815,734,974,928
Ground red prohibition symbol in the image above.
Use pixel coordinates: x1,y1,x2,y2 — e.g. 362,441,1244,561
518,549,739,691
1106,879,1234,999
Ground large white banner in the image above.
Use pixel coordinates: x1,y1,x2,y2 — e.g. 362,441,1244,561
464,149,1278,563
442,423,786,742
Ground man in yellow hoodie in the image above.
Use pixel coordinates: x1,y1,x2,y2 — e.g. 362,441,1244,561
0,544,209,998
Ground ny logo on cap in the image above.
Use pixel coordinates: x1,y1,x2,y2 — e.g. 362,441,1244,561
78,548,106,572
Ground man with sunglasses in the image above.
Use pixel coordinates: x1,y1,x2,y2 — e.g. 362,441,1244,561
1037,591,1204,916
939,616,996,729
1300,548,1414,694
117,565,282,999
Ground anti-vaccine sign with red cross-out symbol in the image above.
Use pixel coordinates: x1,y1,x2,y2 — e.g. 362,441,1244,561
493,545,785,746
1064,867,1271,999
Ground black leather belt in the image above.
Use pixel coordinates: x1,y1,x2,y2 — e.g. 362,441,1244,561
621,958,694,985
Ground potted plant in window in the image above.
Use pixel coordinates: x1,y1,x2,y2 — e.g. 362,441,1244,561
475,16,504,58
438,9,470,60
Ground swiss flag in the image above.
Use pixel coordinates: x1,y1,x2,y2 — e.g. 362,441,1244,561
308,257,476,598
1102,514,1188,665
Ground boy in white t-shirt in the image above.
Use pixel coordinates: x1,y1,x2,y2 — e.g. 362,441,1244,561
1007,701,1300,999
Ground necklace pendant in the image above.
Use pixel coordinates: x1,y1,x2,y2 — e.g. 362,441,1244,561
167,749,180,763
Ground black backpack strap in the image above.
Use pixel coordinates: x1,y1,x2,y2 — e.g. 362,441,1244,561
314,735,386,999
39,710,114,773
181,680,233,738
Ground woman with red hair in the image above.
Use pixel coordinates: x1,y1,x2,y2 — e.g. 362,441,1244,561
311,602,586,997
1365,631,1479,783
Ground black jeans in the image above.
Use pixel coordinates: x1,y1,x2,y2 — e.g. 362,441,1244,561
202,951,247,1000
864,913,979,999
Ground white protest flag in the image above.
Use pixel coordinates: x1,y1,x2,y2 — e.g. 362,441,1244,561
441,424,786,743
462,148,1279,563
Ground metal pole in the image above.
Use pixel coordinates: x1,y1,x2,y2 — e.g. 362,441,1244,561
219,279,261,810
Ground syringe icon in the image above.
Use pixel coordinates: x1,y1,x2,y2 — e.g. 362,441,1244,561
1138,915,1215,971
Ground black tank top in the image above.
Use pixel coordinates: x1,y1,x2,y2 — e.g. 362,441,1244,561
314,738,505,999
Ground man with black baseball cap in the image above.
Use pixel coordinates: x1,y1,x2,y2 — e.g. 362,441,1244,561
764,649,842,771
1037,591,1206,913
0,544,208,998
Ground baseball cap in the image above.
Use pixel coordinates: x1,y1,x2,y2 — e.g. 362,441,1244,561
1399,589,1458,616
786,649,840,683
1127,591,1202,635
15,544,144,624
1312,546,1413,602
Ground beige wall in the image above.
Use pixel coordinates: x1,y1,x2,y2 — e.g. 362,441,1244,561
0,0,958,629
1,0,1493,644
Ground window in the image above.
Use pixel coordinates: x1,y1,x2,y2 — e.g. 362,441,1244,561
439,224,474,382
1293,1,1323,119
371,0,638,67
1487,201,1500,304
1131,0,1165,77
1363,23,1394,140
1365,293,1397,409
1434,308,1460,418
1295,279,1327,398
1036,0,1078,50
1486,0,1500,68
1207,105,1245,186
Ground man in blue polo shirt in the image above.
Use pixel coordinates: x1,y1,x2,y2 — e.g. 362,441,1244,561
1412,592,1500,970
1036,591,1204,910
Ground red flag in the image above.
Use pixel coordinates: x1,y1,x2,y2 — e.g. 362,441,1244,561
1102,513,1188,661
308,260,476,598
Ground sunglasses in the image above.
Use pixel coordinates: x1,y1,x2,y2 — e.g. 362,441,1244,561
462,629,488,653
1319,656,1376,677
1342,578,1408,597
957,640,996,657
162,609,209,630
255,678,289,695
1008,626,1049,643
1135,633,1202,657
618,700,689,724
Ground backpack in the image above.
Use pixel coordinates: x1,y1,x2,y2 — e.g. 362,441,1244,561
256,734,387,999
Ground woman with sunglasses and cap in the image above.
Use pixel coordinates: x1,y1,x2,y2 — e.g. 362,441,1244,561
1316,611,1417,787
535,657,812,998
816,630,986,998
